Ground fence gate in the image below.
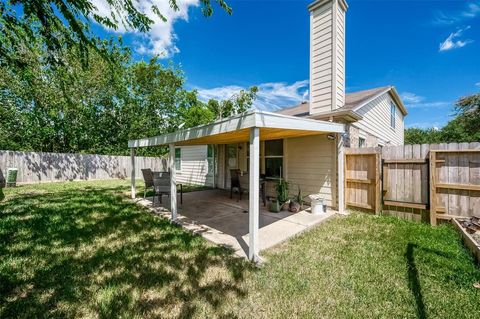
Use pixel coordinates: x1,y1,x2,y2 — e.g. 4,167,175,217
344,151,381,214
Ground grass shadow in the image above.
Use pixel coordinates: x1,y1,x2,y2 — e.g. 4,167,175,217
0,184,251,318
405,243,426,319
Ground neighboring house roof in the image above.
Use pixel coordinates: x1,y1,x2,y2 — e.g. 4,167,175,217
277,86,407,119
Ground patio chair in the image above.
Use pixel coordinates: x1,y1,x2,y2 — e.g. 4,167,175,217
230,169,266,206
230,169,242,200
152,172,183,206
141,168,154,198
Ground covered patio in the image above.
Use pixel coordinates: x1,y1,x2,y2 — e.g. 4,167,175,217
135,189,337,258
128,110,346,261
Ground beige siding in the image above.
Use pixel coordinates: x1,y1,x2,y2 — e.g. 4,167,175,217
310,0,346,115
353,93,405,146
335,4,345,108
177,145,213,186
215,144,226,189
217,136,337,207
285,135,336,207
310,2,333,114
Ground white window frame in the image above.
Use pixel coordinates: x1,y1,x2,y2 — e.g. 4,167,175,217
174,147,181,172
359,137,366,148
390,102,396,130
207,145,214,176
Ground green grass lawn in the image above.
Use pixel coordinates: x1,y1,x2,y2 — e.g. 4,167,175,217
1,180,479,318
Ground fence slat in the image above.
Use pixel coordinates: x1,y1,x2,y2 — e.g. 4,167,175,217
0,150,165,184
346,142,480,223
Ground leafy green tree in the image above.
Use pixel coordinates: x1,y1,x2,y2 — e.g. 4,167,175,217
455,93,480,135
404,92,480,144
0,0,231,67
404,127,442,144
206,86,258,120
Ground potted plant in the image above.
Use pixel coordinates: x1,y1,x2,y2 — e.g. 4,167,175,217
275,179,290,211
289,187,304,213
268,197,280,213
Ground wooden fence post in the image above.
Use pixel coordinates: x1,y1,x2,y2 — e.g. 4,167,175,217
429,150,437,226
375,152,381,215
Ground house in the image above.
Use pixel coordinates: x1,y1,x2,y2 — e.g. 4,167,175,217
172,145,215,187
128,0,408,261
174,0,407,188
278,86,407,148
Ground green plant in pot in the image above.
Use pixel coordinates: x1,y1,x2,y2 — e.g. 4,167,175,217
275,179,290,211
268,197,280,213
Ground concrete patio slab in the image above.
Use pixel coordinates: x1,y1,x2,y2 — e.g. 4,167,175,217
134,189,336,258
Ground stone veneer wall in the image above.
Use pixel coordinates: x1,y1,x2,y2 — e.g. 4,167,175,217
346,124,379,148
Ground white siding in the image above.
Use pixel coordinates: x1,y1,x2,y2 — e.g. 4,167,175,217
177,145,213,186
310,0,346,115
354,93,405,146
285,135,336,207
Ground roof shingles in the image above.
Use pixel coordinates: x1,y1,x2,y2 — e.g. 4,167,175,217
277,86,392,117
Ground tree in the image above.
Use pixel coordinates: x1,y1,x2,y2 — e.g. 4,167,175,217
0,35,260,156
0,35,198,155
206,86,258,120
404,92,480,144
0,0,231,67
455,93,480,135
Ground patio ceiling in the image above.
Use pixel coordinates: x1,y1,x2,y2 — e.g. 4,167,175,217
128,109,345,148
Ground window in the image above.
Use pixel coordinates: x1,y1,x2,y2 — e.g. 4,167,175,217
359,137,366,148
207,145,214,175
175,148,181,171
265,139,283,178
390,102,396,129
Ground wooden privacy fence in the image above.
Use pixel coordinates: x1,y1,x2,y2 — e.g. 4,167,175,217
344,151,381,214
0,150,166,185
345,142,480,224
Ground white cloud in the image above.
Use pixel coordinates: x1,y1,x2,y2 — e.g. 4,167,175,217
476,82,480,87
463,2,480,18
91,0,199,57
408,101,451,109
196,80,309,111
400,92,451,110
439,26,473,52
433,1,480,25
400,92,424,104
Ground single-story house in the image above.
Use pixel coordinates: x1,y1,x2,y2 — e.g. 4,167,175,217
128,0,408,261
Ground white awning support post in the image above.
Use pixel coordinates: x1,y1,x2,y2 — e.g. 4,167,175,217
131,147,136,199
169,143,177,221
337,133,345,214
248,127,260,262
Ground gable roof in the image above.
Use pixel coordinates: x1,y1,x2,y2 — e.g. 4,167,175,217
277,86,407,118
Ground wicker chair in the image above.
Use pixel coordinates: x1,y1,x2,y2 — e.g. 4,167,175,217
152,172,183,206
141,168,154,198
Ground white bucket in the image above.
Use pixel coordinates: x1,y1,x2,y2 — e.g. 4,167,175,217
309,194,326,215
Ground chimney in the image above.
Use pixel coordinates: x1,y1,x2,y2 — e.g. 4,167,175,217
308,0,348,115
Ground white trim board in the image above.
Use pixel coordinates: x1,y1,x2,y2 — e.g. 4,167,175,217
128,109,345,148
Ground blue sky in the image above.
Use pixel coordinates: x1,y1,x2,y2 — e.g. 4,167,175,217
93,0,480,129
